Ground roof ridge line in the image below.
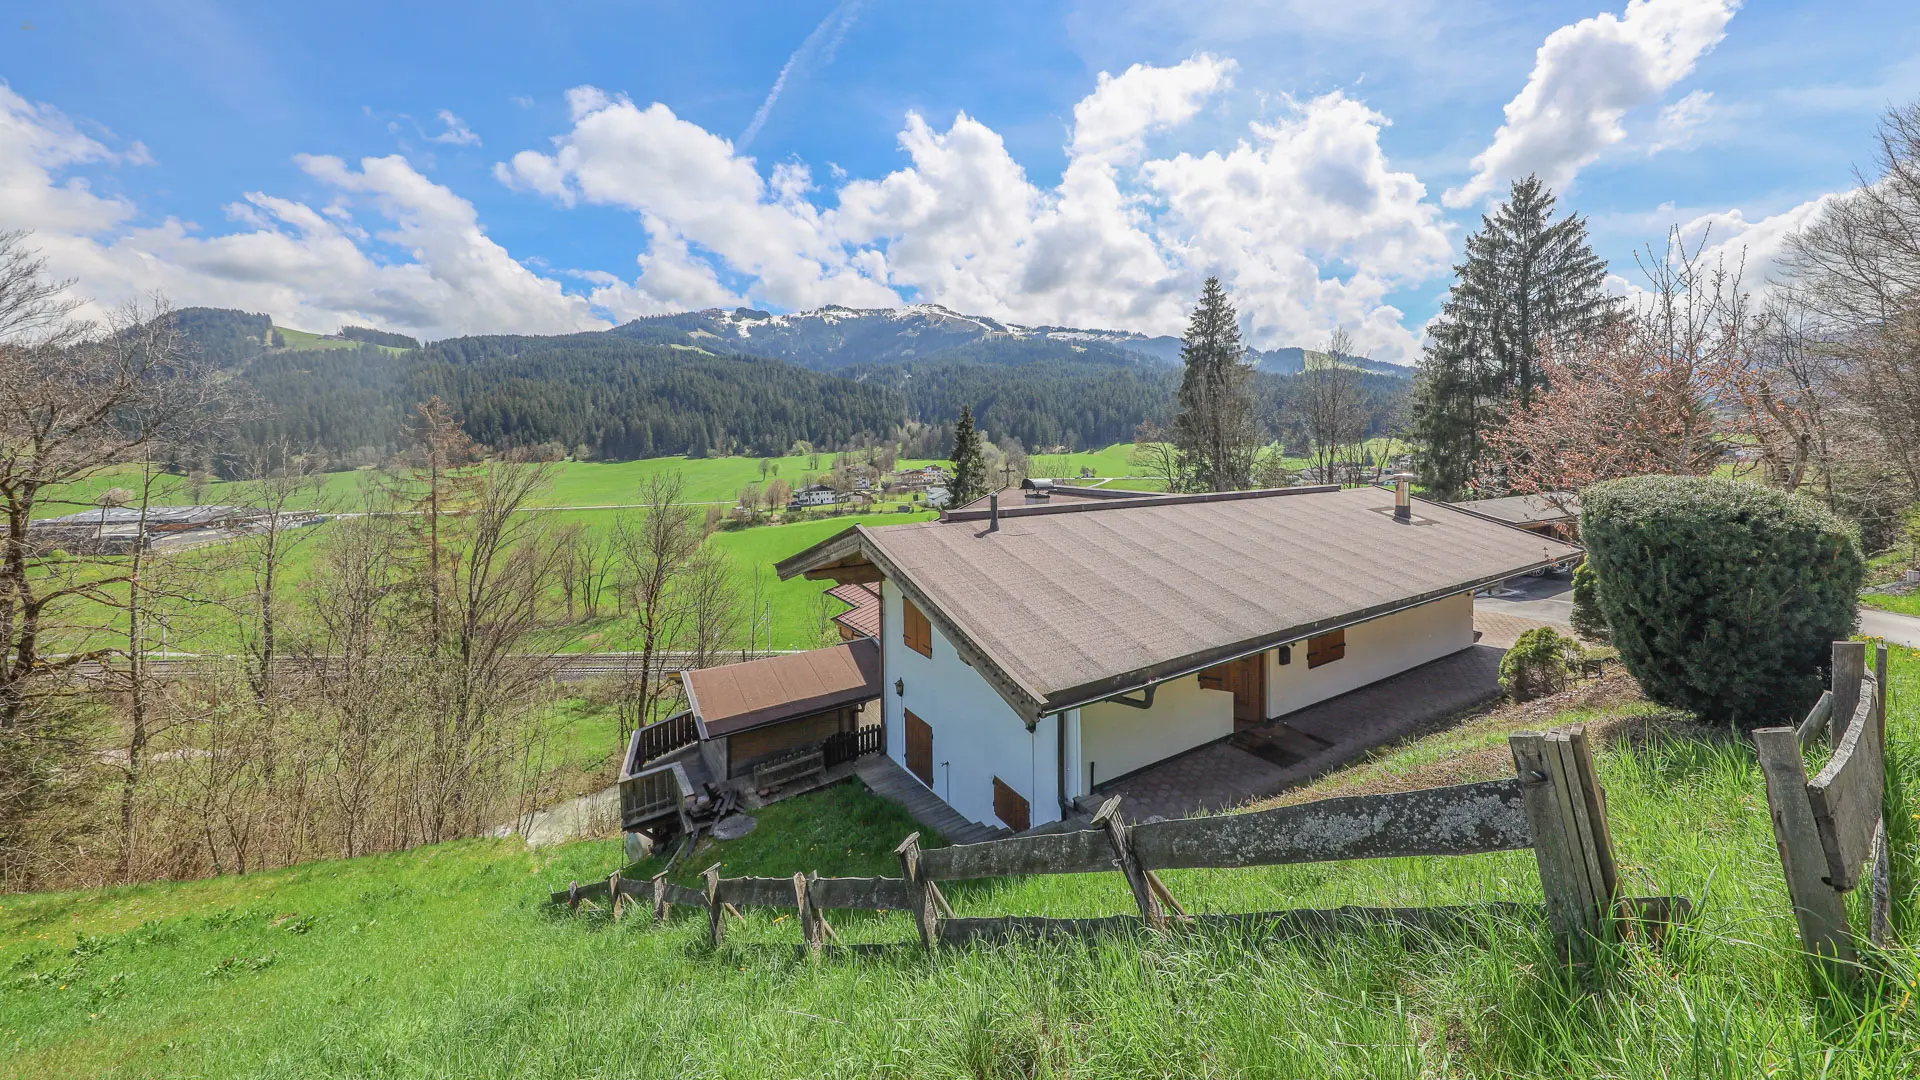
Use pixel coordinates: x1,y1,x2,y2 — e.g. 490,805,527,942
940,484,1340,523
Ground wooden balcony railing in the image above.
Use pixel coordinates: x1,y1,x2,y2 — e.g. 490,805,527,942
620,761,694,832
626,710,700,776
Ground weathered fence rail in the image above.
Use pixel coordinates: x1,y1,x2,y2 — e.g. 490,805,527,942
1753,641,1894,981
558,724,1690,957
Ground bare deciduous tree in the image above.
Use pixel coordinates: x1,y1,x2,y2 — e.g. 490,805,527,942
1784,100,1920,513
0,239,231,883
612,472,703,744
1287,329,1369,486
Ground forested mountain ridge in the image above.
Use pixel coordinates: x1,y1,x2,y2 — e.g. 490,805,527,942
611,303,1412,376
174,304,1410,469
225,332,904,465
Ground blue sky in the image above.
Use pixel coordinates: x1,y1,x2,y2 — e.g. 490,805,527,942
5,0,1918,361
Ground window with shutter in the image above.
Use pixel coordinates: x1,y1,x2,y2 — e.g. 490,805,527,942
1306,628,1347,668
992,777,1030,832
902,597,933,658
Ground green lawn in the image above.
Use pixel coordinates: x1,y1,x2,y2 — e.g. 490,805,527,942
4,647,1915,1078
31,437,1414,521
39,508,933,656
1864,591,1920,617
269,326,410,356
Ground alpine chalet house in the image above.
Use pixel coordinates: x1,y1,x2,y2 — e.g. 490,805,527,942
776,481,1581,833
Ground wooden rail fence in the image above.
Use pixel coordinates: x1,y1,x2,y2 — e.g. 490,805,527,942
1753,641,1895,983
557,724,1690,956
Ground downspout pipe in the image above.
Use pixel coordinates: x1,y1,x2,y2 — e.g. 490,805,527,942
1056,710,1071,819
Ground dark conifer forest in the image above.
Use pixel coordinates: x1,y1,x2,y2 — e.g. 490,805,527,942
190,308,1409,469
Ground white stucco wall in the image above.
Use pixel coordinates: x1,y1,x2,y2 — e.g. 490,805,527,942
1265,592,1475,719
879,580,1064,828
874,583,1473,827
1078,673,1234,790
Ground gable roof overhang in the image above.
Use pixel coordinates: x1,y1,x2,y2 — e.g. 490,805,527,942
778,525,1053,726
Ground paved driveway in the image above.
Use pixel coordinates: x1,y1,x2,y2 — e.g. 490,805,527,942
1475,574,1577,624
1861,607,1920,649
1479,576,1920,650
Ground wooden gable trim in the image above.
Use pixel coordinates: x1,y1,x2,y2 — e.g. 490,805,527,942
855,544,1048,727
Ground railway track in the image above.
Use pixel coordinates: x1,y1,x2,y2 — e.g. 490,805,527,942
66,650,793,684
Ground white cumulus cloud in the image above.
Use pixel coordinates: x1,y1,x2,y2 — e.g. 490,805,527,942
1446,0,1740,208
503,57,1452,360
0,82,600,339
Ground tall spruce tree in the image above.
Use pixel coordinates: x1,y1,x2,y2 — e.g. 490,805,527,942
1171,277,1262,491
948,405,988,506
1412,175,1614,498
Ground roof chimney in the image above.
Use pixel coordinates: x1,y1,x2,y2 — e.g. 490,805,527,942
989,492,1000,532
1385,472,1417,523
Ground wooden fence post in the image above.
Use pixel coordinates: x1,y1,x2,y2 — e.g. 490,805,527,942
608,871,625,921
651,872,670,924
795,872,824,951
1875,641,1889,742
1091,796,1167,930
1559,727,1620,906
895,832,941,952
702,863,725,947
1752,727,1856,975
1831,642,1867,744
1510,726,1617,952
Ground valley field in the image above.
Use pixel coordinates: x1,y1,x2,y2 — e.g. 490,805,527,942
2,646,1915,1078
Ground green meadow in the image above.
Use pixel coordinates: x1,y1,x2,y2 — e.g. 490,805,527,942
2,646,1914,1078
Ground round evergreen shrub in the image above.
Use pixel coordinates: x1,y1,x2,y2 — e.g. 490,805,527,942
1499,626,1583,701
1580,476,1863,727
1569,559,1610,643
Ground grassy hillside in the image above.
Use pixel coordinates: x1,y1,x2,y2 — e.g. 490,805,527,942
269,325,409,355
35,509,933,656
4,647,1915,1078
31,439,1411,520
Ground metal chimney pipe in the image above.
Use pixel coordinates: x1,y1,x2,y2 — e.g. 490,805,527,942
1385,472,1416,523
989,492,1000,532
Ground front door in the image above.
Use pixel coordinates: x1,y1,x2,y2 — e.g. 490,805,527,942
904,709,934,787
1199,655,1268,730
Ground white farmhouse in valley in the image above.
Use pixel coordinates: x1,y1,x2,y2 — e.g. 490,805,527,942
778,483,1581,832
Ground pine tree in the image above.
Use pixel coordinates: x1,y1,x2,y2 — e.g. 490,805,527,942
1412,175,1615,498
948,405,988,506
1171,277,1262,491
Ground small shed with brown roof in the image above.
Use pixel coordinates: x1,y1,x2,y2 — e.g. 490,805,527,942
680,638,882,780
1452,493,1581,541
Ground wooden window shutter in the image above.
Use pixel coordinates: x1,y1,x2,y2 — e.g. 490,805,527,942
902,597,932,658
1306,628,1347,669
904,710,933,786
992,776,1030,833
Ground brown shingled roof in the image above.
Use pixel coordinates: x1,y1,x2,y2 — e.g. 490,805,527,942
681,639,881,737
949,480,1159,514
778,485,1581,719
1452,493,1580,526
826,582,880,638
